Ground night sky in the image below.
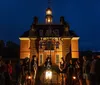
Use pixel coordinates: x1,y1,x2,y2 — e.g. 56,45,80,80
0,0,100,51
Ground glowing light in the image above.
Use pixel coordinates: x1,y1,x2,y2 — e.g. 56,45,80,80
28,55,30,58
28,76,32,79
46,10,52,15
48,18,51,23
45,70,52,79
72,76,76,80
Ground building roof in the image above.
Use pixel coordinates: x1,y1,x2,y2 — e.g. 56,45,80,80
20,24,78,38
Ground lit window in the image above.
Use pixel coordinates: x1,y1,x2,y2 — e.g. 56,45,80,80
56,41,59,49
56,55,59,63
48,18,51,23
39,42,42,49
45,41,54,50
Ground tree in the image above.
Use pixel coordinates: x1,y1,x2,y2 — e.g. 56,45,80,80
0,40,5,48
6,41,19,48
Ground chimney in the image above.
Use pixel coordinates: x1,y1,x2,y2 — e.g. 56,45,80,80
60,16,65,24
33,16,38,24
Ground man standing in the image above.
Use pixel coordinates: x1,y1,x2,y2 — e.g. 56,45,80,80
95,55,100,85
83,56,90,85
90,55,97,85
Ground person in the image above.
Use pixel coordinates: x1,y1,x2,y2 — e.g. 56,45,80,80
4,60,12,85
90,55,97,85
59,57,65,72
67,59,75,85
75,59,82,85
20,60,25,85
83,56,90,85
95,55,100,85
15,60,22,84
31,55,38,80
44,57,52,69
0,59,5,85
59,57,66,85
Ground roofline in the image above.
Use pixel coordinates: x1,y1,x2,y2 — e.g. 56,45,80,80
34,24,63,25
62,37,80,40
19,37,37,40
71,37,80,40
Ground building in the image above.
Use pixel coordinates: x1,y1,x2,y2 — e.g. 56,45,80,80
19,7,79,66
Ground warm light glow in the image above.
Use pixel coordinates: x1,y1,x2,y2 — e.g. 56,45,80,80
46,10,52,15
72,76,76,80
28,76,32,79
28,55,30,58
48,18,51,23
45,70,52,79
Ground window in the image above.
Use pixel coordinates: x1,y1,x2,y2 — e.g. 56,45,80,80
56,41,59,49
45,41,54,50
39,42,42,49
56,55,59,64
40,55,43,65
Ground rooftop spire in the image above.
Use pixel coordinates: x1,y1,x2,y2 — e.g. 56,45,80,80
45,0,53,24
48,0,52,8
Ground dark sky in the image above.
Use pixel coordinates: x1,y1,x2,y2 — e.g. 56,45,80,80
0,0,100,51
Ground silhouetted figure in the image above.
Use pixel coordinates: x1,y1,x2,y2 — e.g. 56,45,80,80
59,57,66,85
4,60,12,85
83,56,90,85
75,59,82,85
95,55,100,85
67,60,74,85
31,55,38,80
44,57,52,69
90,55,97,85
15,60,21,84
0,58,5,85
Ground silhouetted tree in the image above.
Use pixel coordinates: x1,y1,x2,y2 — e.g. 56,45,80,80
6,41,19,48
0,40,5,48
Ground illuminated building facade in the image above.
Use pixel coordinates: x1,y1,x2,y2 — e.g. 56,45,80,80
19,7,79,66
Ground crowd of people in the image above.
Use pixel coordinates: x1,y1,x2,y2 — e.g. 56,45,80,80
0,55,38,85
59,55,100,85
0,54,100,85
0,56,12,85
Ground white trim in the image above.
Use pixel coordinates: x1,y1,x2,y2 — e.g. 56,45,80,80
19,37,37,40
40,37,61,40
62,38,71,40
71,37,80,40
